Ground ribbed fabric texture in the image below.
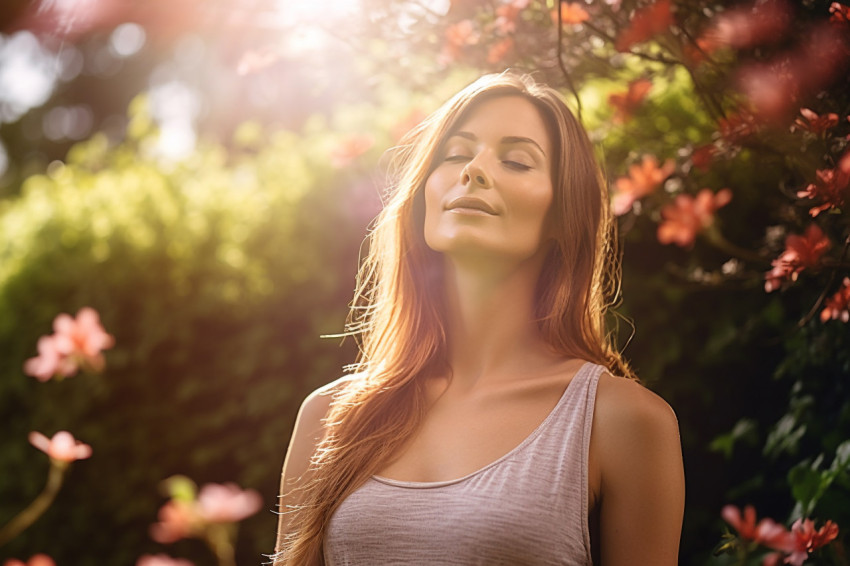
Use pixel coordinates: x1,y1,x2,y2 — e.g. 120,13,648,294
323,362,603,566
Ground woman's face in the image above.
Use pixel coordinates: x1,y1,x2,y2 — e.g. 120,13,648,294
423,95,555,265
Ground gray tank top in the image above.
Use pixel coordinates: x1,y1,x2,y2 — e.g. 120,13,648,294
323,361,603,565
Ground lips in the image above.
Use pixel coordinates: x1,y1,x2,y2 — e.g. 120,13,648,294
446,196,498,215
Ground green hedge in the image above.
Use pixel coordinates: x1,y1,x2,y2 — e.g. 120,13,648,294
0,97,380,564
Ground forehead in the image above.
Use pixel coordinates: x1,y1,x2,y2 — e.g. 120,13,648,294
450,95,553,154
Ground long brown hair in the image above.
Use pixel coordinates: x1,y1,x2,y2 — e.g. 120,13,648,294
275,71,632,564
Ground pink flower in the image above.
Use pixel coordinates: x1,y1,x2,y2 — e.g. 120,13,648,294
785,518,839,566
657,188,732,247
797,150,850,217
330,134,374,168
821,277,850,322
794,108,840,135
487,37,514,64
196,482,262,523
24,335,77,382
150,500,200,544
611,155,675,215
736,61,798,121
136,554,195,566
441,19,479,62
831,2,850,24
551,3,590,26
3,555,56,566
494,0,529,34
28,431,92,463
24,307,115,381
705,0,792,49
718,111,759,144
722,505,795,552
691,144,716,173
52,307,115,371
608,78,652,124
765,224,832,292
615,0,674,52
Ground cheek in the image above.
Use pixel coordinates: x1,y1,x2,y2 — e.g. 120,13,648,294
424,168,453,218
514,182,554,231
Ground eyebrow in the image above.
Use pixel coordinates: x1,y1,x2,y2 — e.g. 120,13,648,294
450,131,547,157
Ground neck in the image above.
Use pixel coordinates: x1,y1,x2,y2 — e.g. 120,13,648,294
440,250,559,388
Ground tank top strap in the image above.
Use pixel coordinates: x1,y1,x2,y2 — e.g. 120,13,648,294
546,361,604,430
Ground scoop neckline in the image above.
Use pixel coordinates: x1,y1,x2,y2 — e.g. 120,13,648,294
371,360,593,490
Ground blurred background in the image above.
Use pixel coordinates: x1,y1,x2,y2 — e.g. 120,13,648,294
1,0,849,564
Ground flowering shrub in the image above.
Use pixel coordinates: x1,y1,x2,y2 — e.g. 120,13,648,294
28,431,92,463
23,308,114,382
719,505,839,566
149,476,261,566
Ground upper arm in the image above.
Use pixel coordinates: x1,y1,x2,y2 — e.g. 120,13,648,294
274,382,338,553
592,374,685,566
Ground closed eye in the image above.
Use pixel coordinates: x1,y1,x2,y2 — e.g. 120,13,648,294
445,154,471,163
503,160,532,171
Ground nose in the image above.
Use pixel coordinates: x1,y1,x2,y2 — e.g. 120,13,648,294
461,157,491,188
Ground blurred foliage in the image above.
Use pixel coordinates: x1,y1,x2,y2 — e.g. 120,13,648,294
0,93,387,563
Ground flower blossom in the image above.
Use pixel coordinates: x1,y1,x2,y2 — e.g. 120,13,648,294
495,0,530,34
657,188,732,247
3,555,56,566
196,482,263,523
797,150,850,217
330,134,374,168
704,0,791,49
785,518,839,566
136,555,195,566
821,277,850,323
794,108,840,135
24,307,115,381
736,61,798,121
150,500,201,544
764,224,831,292
608,78,652,124
718,111,759,144
615,0,674,52
29,431,92,463
830,2,850,24
551,2,590,26
150,481,261,544
487,37,514,64
721,505,795,552
24,335,78,382
611,155,675,215
441,19,479,62
690,144,716,173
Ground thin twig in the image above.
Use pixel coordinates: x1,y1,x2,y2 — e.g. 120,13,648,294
0,461,66,546
557,0,583,121
798,234,850,327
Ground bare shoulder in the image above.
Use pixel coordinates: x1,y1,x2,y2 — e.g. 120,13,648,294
276,374,362,551
291,373,361,442
594,371,680,443
590,371,683,495
590,371,685,565
282,374,363,486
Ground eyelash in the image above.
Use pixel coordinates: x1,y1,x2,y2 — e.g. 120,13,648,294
443,155,532,171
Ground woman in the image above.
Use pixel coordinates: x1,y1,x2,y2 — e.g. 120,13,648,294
274,72,684,565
